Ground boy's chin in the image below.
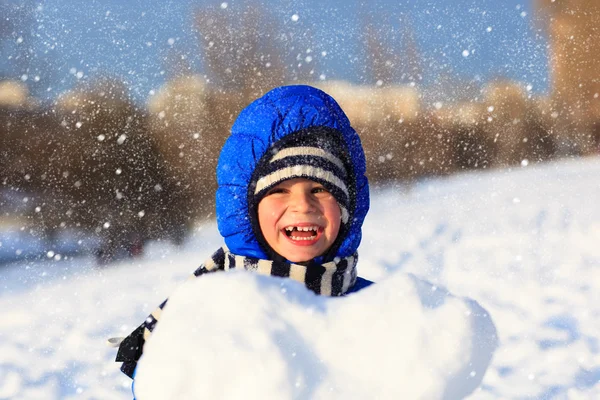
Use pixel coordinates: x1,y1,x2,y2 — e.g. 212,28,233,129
281,248,323,263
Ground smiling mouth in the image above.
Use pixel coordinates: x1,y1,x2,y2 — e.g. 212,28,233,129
283,225,322,241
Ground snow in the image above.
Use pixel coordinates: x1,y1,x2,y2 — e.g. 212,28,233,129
1,156,600,399
134,271,496,400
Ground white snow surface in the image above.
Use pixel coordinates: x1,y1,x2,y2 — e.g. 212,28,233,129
1,156,600,399
134,271,496,400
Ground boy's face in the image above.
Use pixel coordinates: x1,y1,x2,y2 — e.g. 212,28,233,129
257,178,341,263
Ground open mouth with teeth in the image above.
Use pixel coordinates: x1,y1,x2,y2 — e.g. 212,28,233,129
282,225,323,243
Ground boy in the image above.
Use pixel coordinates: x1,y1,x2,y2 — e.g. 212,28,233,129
115,84,372,379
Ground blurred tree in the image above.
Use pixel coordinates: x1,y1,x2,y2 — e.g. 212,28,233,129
36,76,184,262
397,15,422,85
362,14,398,86
534,0,600,154
194,3,286,100
361,13,422,87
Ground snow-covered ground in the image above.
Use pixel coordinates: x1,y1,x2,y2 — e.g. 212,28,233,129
1,156,599,399
134,263,497,400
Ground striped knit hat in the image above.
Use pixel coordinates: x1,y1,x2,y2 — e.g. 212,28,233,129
249,126,354,260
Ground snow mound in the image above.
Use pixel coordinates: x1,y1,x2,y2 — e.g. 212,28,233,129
134,271,497,399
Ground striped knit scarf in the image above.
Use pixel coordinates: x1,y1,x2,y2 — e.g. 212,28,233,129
197,246,358,294
116,247,358,377
144,246,358,335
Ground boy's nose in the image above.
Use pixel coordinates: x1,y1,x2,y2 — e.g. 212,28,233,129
290,192,315,213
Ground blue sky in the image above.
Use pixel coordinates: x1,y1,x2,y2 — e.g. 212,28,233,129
1,0,549,102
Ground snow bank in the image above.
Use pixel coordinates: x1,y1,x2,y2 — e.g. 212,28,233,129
134,271,497,399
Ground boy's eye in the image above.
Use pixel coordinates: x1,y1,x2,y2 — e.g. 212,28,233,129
311,187,328,194
266,187,286,196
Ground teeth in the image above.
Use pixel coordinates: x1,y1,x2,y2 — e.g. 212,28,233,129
285,226,318,232
289,235,317,240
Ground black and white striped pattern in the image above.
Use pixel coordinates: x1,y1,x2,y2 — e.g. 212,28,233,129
117,246,358,376
218,247,358,296
193,246,357,295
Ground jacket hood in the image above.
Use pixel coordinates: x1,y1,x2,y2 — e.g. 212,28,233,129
215,85,369,261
